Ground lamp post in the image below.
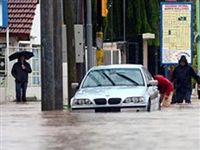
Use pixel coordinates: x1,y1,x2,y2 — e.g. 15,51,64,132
86,0,93,70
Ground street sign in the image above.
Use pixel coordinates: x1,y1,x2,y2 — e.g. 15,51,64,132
160,2,193,64
0,0,8,28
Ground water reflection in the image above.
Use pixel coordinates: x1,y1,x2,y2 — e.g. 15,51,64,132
1,102,200,150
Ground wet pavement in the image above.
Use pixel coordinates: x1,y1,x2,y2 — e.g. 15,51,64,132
1,100,200,150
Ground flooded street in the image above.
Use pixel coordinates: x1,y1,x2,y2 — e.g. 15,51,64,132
1,101,200,150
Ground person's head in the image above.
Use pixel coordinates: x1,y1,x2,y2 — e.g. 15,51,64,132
179,55,188,66
19,56,25,62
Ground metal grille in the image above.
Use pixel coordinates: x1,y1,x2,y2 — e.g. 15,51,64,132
108,98,121,105
94,98,107,105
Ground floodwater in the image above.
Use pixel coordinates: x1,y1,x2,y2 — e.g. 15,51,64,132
1,101,200,150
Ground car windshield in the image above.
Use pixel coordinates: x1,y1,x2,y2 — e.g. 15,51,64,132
82,68,145,88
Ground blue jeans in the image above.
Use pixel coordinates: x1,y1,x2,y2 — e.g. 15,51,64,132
15,82,27,102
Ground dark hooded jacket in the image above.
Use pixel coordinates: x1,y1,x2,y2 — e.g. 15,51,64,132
171,56,200,91
11,60,32,83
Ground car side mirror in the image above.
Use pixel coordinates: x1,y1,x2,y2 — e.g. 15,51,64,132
148,80,158,87
71,82,79,90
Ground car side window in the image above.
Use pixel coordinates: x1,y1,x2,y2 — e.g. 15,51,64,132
142,67,153,82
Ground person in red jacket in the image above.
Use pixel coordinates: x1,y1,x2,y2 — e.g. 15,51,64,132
154,74,174,107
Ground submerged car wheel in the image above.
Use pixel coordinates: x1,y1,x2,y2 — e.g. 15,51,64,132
147,99,151,112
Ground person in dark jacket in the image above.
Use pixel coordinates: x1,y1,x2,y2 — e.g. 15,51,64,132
11,56,32,103
171,55,200,104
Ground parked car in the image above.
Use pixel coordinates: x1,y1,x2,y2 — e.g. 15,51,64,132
70,64,160,112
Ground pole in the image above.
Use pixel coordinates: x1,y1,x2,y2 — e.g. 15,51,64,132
41,0,63,111
41,0,55,110
63,0,77,107
86,0,93,70
197,0,200,73
6,27,9,101
143,39,148,68
123,0,126,42
76,0,85,83
123,0,126,64
53,0,63,109
196,0,200,99
41,0,63,110
96,0,104,66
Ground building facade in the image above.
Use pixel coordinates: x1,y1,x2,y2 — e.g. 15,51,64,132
0,0,41,103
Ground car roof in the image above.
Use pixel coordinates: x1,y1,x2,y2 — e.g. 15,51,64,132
89,64,144,71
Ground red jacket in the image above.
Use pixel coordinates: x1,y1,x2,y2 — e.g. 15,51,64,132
154,75,174,96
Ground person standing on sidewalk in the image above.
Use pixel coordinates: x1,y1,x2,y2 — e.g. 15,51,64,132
171,55,200,104
154,74,174,107
11,56,32,103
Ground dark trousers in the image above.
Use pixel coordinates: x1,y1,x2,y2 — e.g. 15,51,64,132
176,89,192,103
15,82,27,102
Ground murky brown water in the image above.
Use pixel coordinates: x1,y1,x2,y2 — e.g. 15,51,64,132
1,101,200,150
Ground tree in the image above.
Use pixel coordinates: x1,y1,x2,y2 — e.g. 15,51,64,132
145,0,160,46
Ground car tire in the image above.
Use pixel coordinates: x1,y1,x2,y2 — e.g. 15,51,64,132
147,99,151,112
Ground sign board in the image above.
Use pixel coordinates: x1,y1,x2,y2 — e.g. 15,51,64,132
160,2,193,64
0,0,8,28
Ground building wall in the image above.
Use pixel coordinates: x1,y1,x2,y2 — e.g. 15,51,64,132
0,3,69,104
31,4,41,45
0,37,19,103
0,4,41,103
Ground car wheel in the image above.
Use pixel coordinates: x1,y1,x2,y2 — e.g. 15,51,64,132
147,99,151,112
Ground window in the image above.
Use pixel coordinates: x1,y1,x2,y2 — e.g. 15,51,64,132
31,46,40,86
82,68,144,88
19,43,30,51
142,67,153,83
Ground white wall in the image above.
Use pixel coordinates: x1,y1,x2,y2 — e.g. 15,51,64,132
24,3,42,100
63,62,68,105
0,3,41,103
0,3,69,103
0,37,20,103
30,3,41,45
